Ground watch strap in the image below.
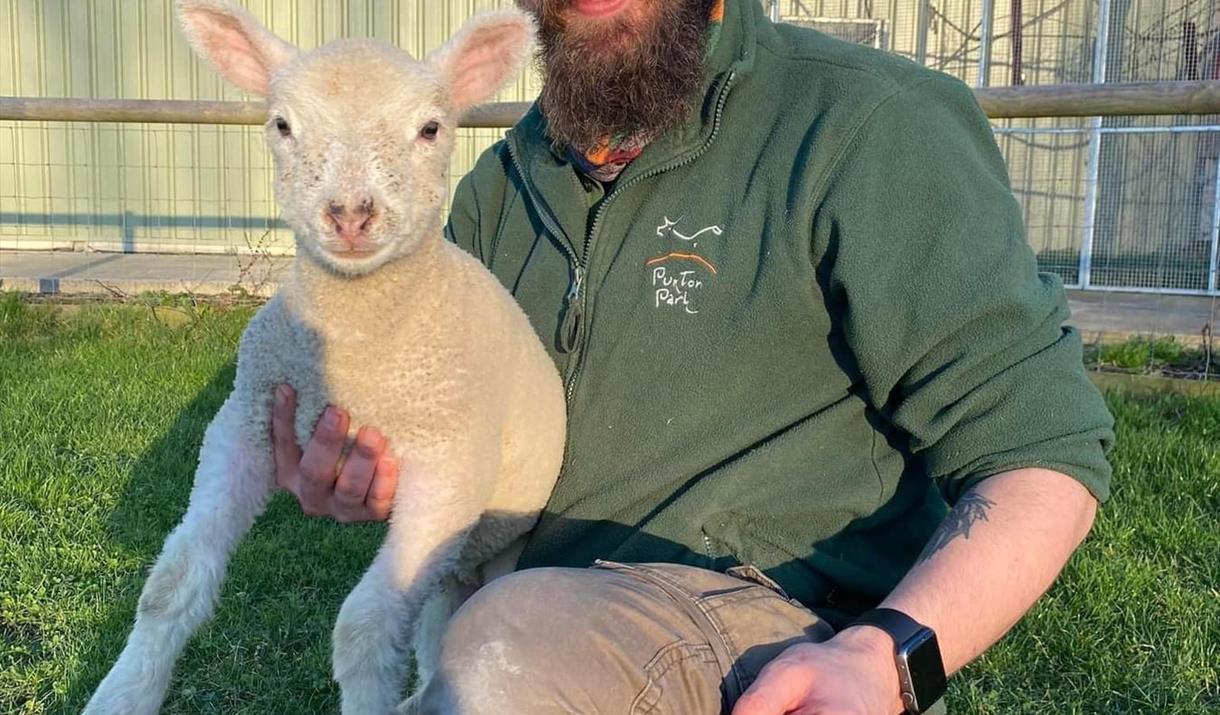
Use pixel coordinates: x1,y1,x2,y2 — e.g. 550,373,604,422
852,607,925,645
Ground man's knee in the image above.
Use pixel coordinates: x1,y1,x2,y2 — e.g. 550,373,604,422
439,567,586,660
412,567,613,713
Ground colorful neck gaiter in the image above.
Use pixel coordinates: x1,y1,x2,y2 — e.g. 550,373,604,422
569,0,725,183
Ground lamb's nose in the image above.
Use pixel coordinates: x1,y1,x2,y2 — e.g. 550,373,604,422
326,199,375,244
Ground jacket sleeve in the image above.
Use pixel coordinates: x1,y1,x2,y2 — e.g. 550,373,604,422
810,73,1114,504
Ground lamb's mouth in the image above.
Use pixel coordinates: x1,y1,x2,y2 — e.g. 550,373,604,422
316,228,383,258
327,245,381,258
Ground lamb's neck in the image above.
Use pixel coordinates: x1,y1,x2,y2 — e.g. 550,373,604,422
287,233,449,332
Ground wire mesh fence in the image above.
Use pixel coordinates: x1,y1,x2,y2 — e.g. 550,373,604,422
773,0,1220,298
995,124,1220,294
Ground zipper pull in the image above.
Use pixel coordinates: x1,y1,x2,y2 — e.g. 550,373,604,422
566,266,585,303
558,266,585,354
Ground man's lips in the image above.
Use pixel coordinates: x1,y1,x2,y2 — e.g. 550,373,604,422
571,0,630,19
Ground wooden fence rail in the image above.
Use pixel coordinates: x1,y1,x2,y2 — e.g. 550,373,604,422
3,81,1220,125
0,98,533,127
978,81,1220,118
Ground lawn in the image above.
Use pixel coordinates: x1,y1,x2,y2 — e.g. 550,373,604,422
1,294,1217,714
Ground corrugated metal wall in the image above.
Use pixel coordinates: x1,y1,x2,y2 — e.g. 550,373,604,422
0,0,541,254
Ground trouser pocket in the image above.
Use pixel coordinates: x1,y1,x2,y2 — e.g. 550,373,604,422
592,560,836,703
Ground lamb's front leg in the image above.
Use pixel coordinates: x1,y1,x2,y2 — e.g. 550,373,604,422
333,452,491,715
85,398,274,715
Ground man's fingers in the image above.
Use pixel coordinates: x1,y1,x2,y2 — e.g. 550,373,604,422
364,456,400,521
333,427,385,507
271,385,302,490
731,661,807,715
270,398,394,523
298,406,350,510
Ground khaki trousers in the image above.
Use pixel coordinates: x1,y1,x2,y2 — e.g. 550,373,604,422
408,561,837,714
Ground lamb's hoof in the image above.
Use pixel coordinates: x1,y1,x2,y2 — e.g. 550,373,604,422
83,666,164,715
83,688,158,715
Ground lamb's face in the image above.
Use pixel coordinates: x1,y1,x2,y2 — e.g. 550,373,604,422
267,42,454,276
177,0,535,278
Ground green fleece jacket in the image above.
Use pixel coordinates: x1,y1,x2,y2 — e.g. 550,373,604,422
445,0,1113,624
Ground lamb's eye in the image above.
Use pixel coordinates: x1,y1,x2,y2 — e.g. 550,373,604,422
419,121,440,141
274,117,292,137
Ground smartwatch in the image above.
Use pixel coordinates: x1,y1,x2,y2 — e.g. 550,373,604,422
850,608,947,714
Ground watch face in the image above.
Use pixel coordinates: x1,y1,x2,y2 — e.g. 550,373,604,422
898,629,947,712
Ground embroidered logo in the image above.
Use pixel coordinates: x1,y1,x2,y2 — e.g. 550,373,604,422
647,216,721,315
655,216,723,243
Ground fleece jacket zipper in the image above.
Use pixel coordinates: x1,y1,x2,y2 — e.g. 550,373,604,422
504,70,738,410
562,70,739,407
504,139,586,354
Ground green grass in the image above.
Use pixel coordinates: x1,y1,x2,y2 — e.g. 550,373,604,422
2,295,1218,714
1096,336,1194,370
1085,335,1217,381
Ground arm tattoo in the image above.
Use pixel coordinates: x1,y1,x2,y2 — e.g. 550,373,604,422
917,491,996,565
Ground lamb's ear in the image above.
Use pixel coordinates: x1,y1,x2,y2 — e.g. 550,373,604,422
427,9,536,113
177,0,299,96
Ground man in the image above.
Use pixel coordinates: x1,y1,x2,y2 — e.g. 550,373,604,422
271,0,1114,712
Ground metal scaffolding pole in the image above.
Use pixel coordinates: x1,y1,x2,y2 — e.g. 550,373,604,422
1079,0,1114,290
915,0,931,65
978,0,996,87
1011,0,1025,85
1211,155,1220,294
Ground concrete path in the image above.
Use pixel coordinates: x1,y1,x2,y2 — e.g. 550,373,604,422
2,250,1218,340
1067,290,1218,343
0,250,289,298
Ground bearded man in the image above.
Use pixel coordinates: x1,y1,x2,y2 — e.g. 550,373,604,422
270,0,1114,712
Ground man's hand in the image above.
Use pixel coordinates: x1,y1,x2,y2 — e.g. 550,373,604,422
732,627,903,715
271,384,399,522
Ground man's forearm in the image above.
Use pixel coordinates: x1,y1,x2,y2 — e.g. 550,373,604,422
731,467,1099,715
863,467,1098,674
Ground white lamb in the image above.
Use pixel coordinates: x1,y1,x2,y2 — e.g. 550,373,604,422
83,2,565,713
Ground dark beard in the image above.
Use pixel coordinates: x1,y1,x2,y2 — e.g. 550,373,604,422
534,0,717,150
